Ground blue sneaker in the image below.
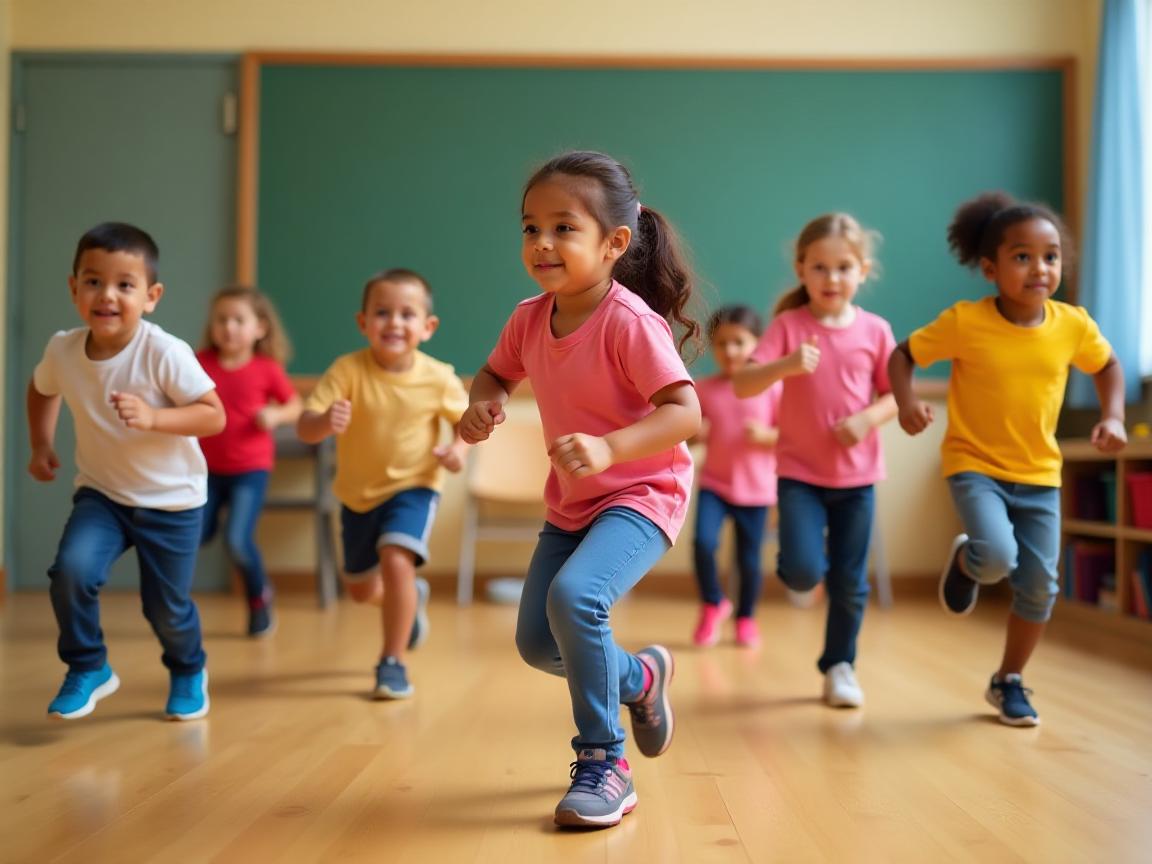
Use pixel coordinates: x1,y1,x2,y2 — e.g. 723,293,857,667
554,749,637,828
374,656,413,699
625,645,675,757
939,533,978,616
166,669,210,720
408,577,430,650
48,664,120,719
985,673,1040,727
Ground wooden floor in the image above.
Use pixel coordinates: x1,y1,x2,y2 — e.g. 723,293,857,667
2,590,1151,864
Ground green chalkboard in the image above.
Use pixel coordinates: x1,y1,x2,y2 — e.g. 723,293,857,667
256,64,1064,376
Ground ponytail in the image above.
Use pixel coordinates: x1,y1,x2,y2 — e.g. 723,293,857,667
772,286,810,317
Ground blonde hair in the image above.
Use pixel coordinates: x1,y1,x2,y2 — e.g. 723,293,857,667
202,286,292,366
773,213,880,316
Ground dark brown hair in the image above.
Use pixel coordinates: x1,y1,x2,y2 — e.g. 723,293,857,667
946,191,1073,270
707,304,763,340
361,268,434,313
73,222,159,284
523,150,700,356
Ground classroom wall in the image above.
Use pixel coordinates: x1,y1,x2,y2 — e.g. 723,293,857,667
1,0,1102,579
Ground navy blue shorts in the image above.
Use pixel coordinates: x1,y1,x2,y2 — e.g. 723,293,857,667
340,487,440,577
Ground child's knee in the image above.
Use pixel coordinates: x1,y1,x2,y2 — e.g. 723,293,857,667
48,553,100,596
777,563,822,592
1011,572,1058,622
515,625,555,671
341,569,382,603
964,538,1016,585
693,536,719,558
378,545,418,582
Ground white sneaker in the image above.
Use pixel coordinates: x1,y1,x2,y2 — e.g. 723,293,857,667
786,584,823,608
823,662,864,708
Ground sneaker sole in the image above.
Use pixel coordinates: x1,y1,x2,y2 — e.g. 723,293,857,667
409,578,430,650
638,645,675,758
984,688,1040,727
554,792,638,828
373,683,414,700
48,672,121,720
248,616,278,639
824,691,864,709
166,671,210,721
938,533,976,616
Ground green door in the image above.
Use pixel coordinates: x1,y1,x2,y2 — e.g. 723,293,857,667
7,57,237,590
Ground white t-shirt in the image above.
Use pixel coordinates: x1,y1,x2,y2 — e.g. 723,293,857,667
33,320,216,510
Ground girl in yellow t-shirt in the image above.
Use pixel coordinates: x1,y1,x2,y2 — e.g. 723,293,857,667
888,191,1127,727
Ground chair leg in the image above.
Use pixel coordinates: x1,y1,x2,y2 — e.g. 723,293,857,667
457,500,479,606
871,519,893,608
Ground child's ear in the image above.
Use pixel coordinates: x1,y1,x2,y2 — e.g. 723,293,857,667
858,259,872,281
144,282,164,312
605,226,632,262
979,257,997,283
355,310,368,335
68,274,78,300
422,314,440,341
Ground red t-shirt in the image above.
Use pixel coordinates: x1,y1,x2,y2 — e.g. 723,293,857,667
197,350,296,474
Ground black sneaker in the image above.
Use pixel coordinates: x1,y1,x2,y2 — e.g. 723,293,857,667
625,645,674,757
939,533,978,616
985,673,1040,726
554,749,637,828
247,602,276,638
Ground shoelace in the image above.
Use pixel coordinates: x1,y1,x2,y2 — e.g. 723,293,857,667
171,675,199,699
58,670,90,697
568,759,614,794
996,679,1033,699
630,699,657,727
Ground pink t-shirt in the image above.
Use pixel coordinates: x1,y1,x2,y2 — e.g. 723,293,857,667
696,375,781,506
751,306,895,488
487,281,695,542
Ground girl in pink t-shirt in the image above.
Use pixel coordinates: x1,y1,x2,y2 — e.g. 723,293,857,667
734,214,897,709
692,305,781,649
197,287,300,637
461,151,701,829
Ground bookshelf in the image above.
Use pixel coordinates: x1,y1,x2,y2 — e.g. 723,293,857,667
1060,438,1152,623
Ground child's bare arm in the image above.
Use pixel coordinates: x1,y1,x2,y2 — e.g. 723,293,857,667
433,425,470,473
110,389,226,436
1090,355,1127,452
27,380,62,481
732,337,819,398
297,400,351,443
833,393,898,447
549,381,700,479
461,365,517,444
257,393,303,431
889,342,934,435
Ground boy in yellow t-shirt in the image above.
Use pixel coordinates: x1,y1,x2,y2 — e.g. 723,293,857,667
298,269,468,699
889,193,1126,727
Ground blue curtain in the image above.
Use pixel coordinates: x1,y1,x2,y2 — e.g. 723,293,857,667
1071,0,1146,406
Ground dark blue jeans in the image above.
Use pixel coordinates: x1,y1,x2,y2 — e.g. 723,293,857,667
776,478,874,673
202,470,270,601
49,488,206,674
692,489,769,618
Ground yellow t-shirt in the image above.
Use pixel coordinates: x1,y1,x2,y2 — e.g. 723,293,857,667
305,349,469,511
909,297,1112,487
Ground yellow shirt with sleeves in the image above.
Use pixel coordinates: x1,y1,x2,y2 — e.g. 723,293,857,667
909,297,1112,487
304,349,468,512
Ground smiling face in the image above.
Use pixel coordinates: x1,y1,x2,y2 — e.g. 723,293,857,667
794,235,870,320
520,177,630,303
981,217,1062,322
356,278,438,371
209,296,266,363
69,248,163,355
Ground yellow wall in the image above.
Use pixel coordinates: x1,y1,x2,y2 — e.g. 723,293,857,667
2,0,1102,579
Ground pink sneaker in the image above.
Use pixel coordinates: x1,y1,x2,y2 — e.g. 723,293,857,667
693,599,733,647
734,616,760,648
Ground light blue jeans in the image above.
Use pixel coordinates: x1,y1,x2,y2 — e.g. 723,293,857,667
516,507,671,760
947,471,1061,622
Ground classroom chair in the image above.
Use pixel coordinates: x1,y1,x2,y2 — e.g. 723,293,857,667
456,418,551,606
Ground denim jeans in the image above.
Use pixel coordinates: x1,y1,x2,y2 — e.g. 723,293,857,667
947,471,1061,622
693,489,769,618
515,507,671,760
202,470,271,601
776,478,874,673
49,488,206,674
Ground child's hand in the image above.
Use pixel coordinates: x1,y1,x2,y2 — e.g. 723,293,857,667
743,420,778,447
832,413,871,447
110,391,156,431
785,336,820,377
897,400,934,435
1090,417,1127,453
255,406,276,431
433,443,465,473
28,445,60,482
327,399,352,434
549,433,613,479
460,401,506,444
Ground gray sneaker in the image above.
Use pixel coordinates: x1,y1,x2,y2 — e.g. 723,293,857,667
626,645,675,757
408,577,430,650
939,533,978,616
554,749,637,828
373,657,413,700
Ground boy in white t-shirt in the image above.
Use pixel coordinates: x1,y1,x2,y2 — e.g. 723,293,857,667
27,222,225,721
